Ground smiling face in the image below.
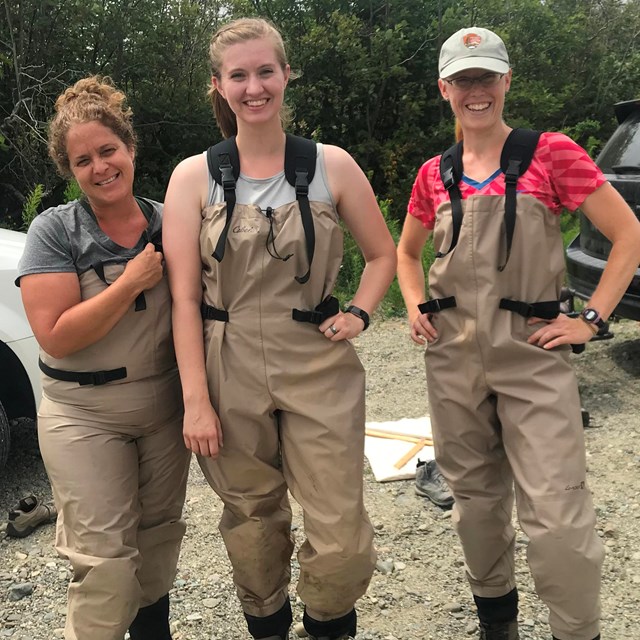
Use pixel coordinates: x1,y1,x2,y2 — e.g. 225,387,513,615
439,68,512,136
66,121,135,207
212,37,290,131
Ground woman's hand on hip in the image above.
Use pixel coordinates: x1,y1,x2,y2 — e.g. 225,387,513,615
319,312,364,341
411,312,437,345
527,314,595,349
183,400,223,458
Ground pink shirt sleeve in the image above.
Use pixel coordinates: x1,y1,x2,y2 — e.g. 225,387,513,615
535,132,607,212
407,156,441,230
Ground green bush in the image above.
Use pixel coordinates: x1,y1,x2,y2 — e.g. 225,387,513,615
561,210,580,248
335,199,436,319
64,179,83,203
21,184,44,230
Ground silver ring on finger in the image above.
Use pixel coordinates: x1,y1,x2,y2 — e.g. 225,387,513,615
329,325,338,335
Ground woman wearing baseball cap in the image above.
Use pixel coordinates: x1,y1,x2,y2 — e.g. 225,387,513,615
397,27,640,640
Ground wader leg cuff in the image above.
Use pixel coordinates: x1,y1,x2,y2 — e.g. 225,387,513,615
474,588,518,625
303,607,356,639
128,593,171,640
244,599,292,639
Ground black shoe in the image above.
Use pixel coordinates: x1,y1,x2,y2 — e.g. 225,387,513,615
414,459,454,508
479,619,519,640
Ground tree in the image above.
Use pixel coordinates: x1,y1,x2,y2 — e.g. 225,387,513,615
1,0,639,227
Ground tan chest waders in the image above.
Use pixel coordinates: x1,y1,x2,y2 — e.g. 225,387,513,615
421,131,604,640
196,135,376,623
37,227,190,640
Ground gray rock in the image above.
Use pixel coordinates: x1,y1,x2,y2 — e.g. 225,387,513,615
8,583,33,601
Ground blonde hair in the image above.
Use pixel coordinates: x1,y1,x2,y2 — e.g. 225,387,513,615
48,76,136,177
208,17,292,138
455,118,463,142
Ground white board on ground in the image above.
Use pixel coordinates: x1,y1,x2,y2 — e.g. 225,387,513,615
364,416,434,482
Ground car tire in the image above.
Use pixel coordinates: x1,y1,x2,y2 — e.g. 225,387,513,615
0,401,9,469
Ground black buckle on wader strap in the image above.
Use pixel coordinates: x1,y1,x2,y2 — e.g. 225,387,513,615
212,154,237,263
292,295,340,325
93,261,146,312
38,358,127,386
200,304,229,322
437,143,464,258
418,296,457,315
285,136,317,284
499,298,560,320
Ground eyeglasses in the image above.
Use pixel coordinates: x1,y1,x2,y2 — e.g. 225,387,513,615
444,72,505,90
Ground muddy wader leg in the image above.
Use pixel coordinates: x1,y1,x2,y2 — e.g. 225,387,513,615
135,409,189,607
279,397,375,618
197,414,295,619
128,594,171,640
38,403,143,640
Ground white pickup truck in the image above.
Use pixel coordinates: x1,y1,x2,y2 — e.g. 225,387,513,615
0,228,41,469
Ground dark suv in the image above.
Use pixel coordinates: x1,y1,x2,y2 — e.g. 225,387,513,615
566,99,640,320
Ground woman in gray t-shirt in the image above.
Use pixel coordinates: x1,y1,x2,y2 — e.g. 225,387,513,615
17,76,190,640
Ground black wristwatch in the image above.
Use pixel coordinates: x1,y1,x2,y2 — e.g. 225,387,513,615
580,307,605,330
345,305,370,331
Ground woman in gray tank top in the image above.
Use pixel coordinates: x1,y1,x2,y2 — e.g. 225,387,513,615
163,17,397,640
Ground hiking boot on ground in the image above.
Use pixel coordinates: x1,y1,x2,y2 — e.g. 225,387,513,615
479,619,520,640
414,459,454,508
6,495,57,538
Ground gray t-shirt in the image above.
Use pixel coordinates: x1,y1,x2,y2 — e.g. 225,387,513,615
16,198,162,285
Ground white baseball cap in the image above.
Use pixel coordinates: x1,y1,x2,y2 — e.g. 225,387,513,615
439,27,510,78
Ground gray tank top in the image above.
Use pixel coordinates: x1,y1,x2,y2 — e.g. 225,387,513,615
206,142,335,212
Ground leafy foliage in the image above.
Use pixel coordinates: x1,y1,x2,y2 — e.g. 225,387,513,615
3,0,638,224
21,184,44,230
335,198,435,318
63,180,83,203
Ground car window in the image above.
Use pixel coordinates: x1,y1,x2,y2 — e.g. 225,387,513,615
597,111,640,173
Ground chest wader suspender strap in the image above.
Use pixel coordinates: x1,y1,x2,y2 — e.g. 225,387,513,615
423,129,543,318
207,137,240,264
436,141,464,259
438,128,541,268
499,128,542,271
206,134,317,283
80,196,160,312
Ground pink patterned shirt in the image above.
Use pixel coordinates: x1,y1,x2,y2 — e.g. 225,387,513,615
408,132,606,230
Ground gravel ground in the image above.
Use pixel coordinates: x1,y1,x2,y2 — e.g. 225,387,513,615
1,317,639,639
